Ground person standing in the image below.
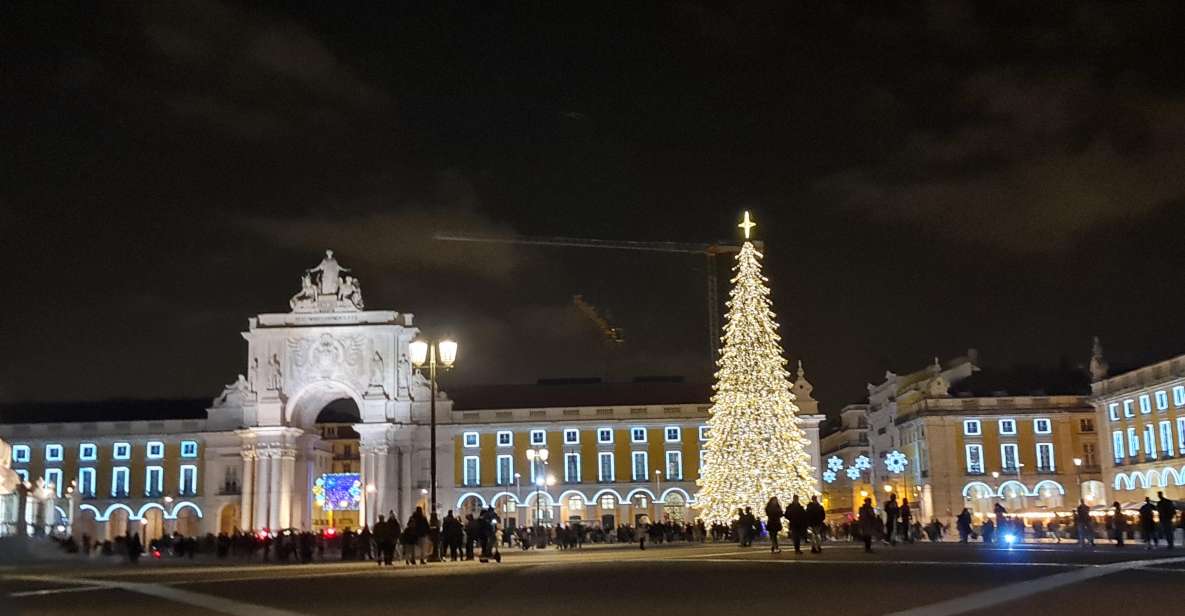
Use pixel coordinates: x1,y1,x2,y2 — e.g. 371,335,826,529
858,497,877,553
956,508,972,544
1156,491,1177,549
764,497,784,554
786,495,807,555
442,510,462,561
806,495,826,554
883,493,900,546
1111,502,1127,548
1139,497,1157,550
900,498,913,544
1075,499,1094,548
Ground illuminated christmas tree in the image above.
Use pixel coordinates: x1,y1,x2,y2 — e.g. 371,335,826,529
695,212,817,525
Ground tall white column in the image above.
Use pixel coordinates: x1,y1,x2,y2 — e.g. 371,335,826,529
279,450,295,529
269,453,283,531
375,446,389,518
240,453,255,531
254,452,270,531
400,447,412,521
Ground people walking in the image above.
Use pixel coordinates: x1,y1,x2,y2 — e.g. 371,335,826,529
858,497,877,553
764,497,784,553
899,498,913,543
1075,499,1095,548
1156,491,1177,549
442,510,463,561
1138,497,1156,549
956,508,972,544
883,493,899,546
1111,502,1127,547
806,495,826,554
786,495,807,554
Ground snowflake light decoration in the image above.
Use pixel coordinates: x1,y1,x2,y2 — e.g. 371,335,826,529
822,470,837,483
826,456,844,472
884,450,909,474
845,467,861,480
853,455,872,471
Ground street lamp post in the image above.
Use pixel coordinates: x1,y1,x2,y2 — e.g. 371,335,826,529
1073,457,1084,504
526,448,550,529
409,338,458,519
514,472,522,503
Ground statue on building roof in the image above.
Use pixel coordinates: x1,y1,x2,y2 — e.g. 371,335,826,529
291,250,364,313
308,250,349,296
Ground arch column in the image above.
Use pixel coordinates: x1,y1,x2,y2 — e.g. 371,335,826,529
355,423,397,528
239,449,255,531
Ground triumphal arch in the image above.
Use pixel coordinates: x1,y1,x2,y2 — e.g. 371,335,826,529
209,250,449,531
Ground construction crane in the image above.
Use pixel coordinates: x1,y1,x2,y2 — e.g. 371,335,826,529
433,232,757,365
572,294,625,345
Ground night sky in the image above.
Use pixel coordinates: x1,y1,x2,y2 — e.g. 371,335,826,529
5,2,1185,413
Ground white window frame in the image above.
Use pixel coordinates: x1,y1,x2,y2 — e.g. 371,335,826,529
698,425,709,441
664,426,681,443
665,451,683,480
963,420,982,436
44,444,63,462
145,465,164,496
1174,386,1185,407
179,464,198,496
1032,418,1051,434
965,444,984,474
564,452,581,483
1000,443,1019,471
496,454,514,486
146,441,165,460
112,466,130,497
1113,430,1125,462
78,467,96,497
44,468,64,497
630,427,647,443
1139,395,1152,414
1178,417,1185,456
1160,421,1174,457
462,456,480,487
1123,399,1135,418
462,432,480,448
998,419,1017,436
180,440,199,458
1156,391,1169,411
496,431,513,447
1128,427,1140,457
597,428,613,444
79,443,97,461
1036,443,1055,471
113,442,131,460
1144,424,1157,459
564,429,580,445
1108,403,1119,421
598,452,615,482
12,445,30,463
529,429,546,446
631,451,648,481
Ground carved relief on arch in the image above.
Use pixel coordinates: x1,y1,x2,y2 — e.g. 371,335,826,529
287,333,366,389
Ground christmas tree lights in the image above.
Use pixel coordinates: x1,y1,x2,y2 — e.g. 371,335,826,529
695,213,817,524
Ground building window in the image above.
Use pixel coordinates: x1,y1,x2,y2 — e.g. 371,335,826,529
998,419,1016,436
963,420,982,436
112,467,130,497
1000,443,1019,471
146,441,165,460
597,428,613,444
78,467,96,498
1079,418,1095,433
631,427,647,443
1113,431,1125,463
665,426,681,443
180,441,199,458
564,453,581,483
632,451,648,481
462,456,480,487
1083,442,1097,467
1175,386,1185,407
1108,403,1119,421
1123,399,1135,418
1144,425,1157,460
699,425,709,441
145,466,164,496
530,430,546,446
598,452,615,482
564,429,580,445
1128,427,1140,458
496,431,513,447
600,494,616,510
45,444,63,462
1178,417,1185,455
965,444,984,474
1036,443,1055,471
1139,395,1152,414
462,432,479,448
113,442,131,460
496,455,514,486
44,468,64,497
12,445,29,463
665,451,683,480
79,443,98,461
1160,421,1175,457
179,465,198,496
1033,418,1052,434
1156,391,1169,411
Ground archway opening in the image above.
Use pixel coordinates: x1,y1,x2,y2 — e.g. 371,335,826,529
141,508,165,544
176,507,201,537
664,494,687,523
311,397,363,531
219,503,240,534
